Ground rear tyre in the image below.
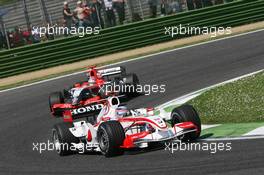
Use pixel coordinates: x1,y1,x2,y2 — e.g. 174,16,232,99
171,105,201,142
97,121,125,157
122,73,140,96
52,122,79,156
49,92,64,117
120,66,127,76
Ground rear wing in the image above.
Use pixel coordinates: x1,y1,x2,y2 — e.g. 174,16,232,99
97,67,126,77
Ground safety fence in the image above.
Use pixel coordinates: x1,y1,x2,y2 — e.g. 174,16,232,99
0,0,263,78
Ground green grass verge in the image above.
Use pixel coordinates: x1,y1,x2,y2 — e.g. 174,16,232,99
189,72,264,124
201,122,264,137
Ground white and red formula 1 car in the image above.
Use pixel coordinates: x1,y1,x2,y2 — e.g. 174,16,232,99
52,97,201,157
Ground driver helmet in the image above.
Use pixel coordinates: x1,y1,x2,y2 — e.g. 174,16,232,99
88,76,96,86
116,106,129,117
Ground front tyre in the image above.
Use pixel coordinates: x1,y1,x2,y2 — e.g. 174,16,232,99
171,105,201,142
52,123,79,156
49,92,64,117
97,121,125,157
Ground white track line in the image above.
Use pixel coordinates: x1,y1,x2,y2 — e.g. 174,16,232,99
244,126,264,136
201,135,264,141
1,28,264,93
202,124,221,130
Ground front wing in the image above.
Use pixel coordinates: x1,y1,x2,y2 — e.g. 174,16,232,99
121,122,198,148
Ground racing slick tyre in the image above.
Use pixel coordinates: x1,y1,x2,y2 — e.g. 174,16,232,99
52,123,79,156
171,105,201,142
97,121,125,157
122,73,140,96
120,66,127,76
49,92,64,117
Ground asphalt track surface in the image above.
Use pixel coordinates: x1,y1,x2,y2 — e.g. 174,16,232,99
0,31,264,175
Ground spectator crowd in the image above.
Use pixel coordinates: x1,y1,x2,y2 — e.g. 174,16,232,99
0,0,233,49
63,0,126,30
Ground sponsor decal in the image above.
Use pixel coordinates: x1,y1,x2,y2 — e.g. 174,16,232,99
152,116,166,127
71,104,103,115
